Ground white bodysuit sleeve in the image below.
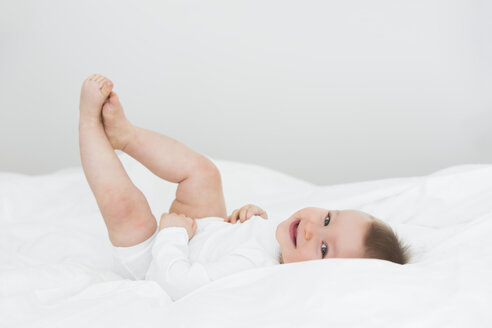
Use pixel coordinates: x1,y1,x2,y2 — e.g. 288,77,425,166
145,227,262,301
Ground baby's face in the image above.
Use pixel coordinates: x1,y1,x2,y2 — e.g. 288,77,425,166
275,207,372,263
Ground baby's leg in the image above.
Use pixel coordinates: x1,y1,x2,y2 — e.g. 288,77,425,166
101,93,227,219
79,74,156,247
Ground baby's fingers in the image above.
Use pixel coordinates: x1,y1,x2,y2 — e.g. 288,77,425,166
258,208,268,220
243,206,267,221
240,207,255,222
192,219,197,234
239,208,249,223
224,210,233,222
226,209,240,224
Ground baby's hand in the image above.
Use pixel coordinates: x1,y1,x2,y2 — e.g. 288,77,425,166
159,212,197,240
225,204,268,224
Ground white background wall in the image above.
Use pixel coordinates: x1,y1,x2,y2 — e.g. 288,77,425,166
1,0,491,185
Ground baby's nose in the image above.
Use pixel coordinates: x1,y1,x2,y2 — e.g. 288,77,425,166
304,222,314,240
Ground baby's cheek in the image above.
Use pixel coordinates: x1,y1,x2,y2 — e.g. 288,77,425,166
284,247,317,264
297,247,318,262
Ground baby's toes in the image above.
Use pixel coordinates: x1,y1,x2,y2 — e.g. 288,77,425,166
99,77,113,98
79,74,114,119
87,74,98,81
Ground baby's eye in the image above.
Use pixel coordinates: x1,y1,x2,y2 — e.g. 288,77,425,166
324,213,331,226
321,243,328,258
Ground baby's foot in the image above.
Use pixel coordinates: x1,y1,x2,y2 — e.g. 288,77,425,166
102,92,134,150
79,74,113,121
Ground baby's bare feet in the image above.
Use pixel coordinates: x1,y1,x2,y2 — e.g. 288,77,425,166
79,74,113,121
102,92,134,150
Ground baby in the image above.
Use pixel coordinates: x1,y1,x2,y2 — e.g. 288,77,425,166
79,74,409,300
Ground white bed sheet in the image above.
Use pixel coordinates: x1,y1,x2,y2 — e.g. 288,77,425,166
1,154,491,327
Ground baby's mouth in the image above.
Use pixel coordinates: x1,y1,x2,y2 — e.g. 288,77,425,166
289,220,300,247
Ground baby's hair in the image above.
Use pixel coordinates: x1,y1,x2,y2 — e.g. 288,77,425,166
364,217,410,265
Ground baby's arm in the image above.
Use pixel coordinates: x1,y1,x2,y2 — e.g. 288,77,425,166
146,228,259,301
146,213,256,300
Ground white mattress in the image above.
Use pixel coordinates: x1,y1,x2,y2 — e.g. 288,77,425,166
1,154,491,327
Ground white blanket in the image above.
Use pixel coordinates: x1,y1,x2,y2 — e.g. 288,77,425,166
1,154,491,327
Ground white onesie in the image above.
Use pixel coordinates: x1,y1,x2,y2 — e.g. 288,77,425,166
112,216,281,301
